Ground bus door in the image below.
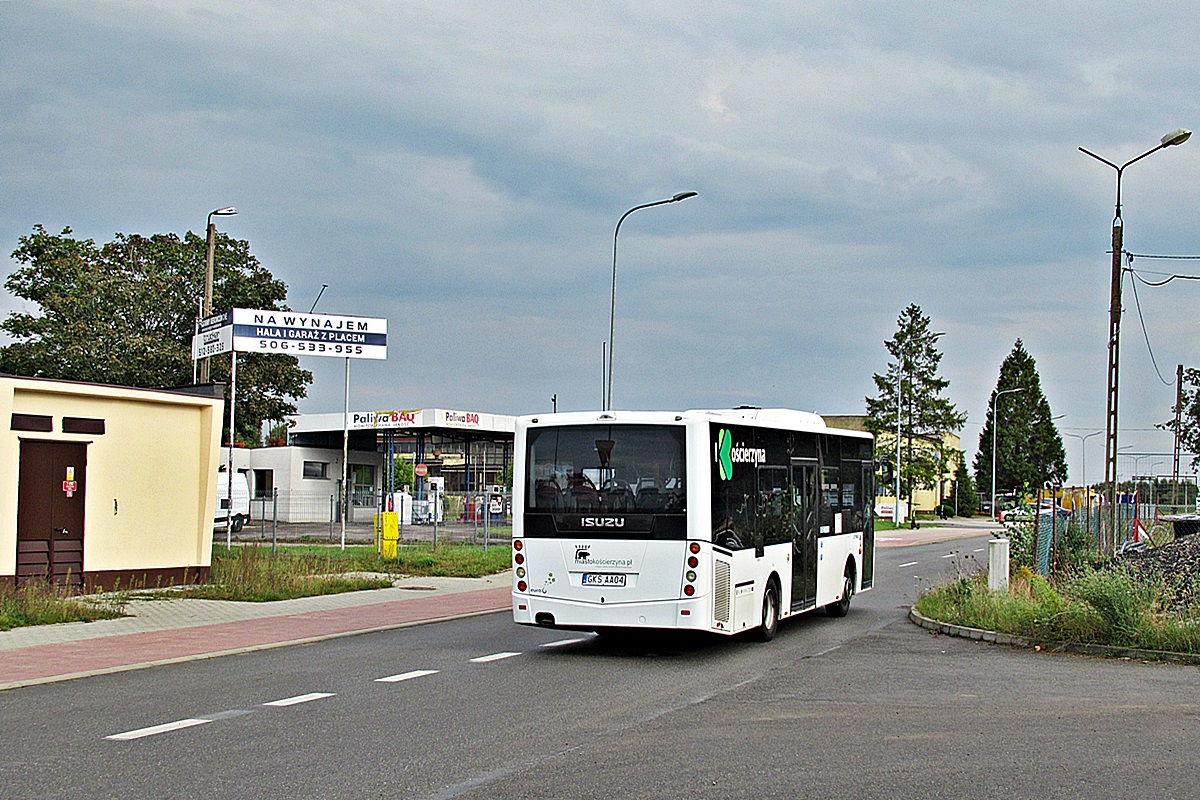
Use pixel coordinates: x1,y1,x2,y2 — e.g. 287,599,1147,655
790,458,819,610
861,461,875,589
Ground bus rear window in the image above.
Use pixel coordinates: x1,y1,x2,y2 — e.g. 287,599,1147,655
526,424,686,513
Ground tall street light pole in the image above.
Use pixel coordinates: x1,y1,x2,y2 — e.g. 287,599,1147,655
991,386,1026,523
1079,128,1190,549
1065,430,1102,487
1066,429,1102,538
606,191,697,411
199,206,238,384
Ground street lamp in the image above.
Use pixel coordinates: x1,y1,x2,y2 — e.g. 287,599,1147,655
606,191,697,411
1079,128,1189,549
1066,429,1102,536
199,206,238,384
1065,430,1102,486
991,386,1026,523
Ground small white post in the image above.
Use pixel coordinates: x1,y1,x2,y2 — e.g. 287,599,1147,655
341,356,350,551
988,537,1010,592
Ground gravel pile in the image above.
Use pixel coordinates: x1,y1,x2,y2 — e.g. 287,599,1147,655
1116,533,1200,612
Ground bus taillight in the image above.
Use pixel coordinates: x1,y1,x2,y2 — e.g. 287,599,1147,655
514,539,523,551
683,544,700,597
517,580,528,592
515,552,525,565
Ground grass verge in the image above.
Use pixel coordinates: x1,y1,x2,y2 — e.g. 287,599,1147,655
160,542,512,603
915,567,1200,655
0,582,127,631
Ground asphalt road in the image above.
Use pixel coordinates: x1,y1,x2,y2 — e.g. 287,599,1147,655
2,534,1198,799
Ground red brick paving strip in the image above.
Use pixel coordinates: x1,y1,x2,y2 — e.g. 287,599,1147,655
0,586,513,687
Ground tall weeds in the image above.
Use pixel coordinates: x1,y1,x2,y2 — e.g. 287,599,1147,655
0,581,126,631
916,566,1200,655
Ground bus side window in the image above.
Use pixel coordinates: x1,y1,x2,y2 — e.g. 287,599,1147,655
820,468,838,532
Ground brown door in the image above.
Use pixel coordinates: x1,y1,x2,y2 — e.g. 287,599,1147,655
16,440,87,588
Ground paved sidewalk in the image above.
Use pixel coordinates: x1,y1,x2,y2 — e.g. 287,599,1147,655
0,573,513,691
876,517,1005,547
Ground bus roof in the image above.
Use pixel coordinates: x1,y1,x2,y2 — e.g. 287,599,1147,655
518,408,872,440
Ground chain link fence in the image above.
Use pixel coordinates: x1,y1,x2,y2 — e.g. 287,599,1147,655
239,488,512,545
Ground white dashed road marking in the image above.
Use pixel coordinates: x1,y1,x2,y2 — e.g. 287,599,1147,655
898,561,918,568
470,652,522,663
106,718,212,741
376,670,440,683
108,642,559,741
941,553,956,559
263,692,335,707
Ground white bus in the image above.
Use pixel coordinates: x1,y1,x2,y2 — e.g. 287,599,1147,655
511,408,875,640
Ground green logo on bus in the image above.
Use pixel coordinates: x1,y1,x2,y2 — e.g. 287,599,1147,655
717,428,734,480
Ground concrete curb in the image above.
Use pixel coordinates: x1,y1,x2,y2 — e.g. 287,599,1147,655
0,606,508,692
907,606,1200,667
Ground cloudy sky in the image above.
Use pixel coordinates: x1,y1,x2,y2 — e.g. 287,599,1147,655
3,1,1199,485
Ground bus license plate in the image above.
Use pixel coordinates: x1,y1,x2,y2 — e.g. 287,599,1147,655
582,573,626,587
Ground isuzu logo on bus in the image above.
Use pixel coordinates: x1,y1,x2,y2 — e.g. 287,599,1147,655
580,517,625,528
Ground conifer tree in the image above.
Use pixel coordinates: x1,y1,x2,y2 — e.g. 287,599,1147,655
973,339,1067,496
865,305,966,516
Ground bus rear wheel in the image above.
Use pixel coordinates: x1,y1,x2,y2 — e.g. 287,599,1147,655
825,568,854,617
756,583,780,642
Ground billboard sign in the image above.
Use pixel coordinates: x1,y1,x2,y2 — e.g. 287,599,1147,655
231,308,387,359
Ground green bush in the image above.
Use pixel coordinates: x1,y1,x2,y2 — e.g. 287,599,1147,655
1005,520,1034,571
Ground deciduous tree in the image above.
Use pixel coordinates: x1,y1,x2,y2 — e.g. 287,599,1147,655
1,225,312,442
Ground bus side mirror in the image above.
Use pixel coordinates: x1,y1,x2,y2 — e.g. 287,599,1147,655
877,461,894,485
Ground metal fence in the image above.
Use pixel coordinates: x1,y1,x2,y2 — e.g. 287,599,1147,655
240,488,513,545
1032,500,1190,575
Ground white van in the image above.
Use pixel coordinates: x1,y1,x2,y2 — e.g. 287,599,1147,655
215,469,251,532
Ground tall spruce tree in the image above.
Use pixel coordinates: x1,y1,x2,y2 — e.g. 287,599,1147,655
973,339,1067,496
865,304,966,515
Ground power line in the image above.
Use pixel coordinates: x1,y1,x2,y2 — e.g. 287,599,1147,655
1126,255,1200,287
1126,267,1175,387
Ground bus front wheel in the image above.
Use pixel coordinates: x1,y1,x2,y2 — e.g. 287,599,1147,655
756,582,780,642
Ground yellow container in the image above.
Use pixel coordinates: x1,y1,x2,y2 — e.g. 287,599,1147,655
379,511,400,559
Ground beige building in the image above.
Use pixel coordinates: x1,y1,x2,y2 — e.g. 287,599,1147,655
1,375,223,590
825,415,961,515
